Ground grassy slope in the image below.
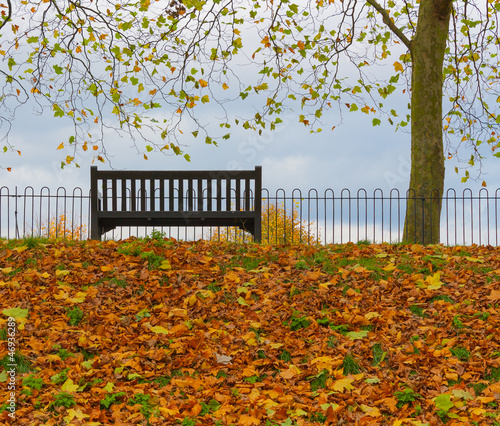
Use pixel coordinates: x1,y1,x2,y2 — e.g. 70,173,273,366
0,237,499,425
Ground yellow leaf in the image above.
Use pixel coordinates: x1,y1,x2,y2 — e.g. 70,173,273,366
61,378,79,392
201,95,210,103
383,263,396,272
1,267,13,274
14,246,28,252
184,294,197,307
159,407,178,417
100,265,114,272
63,408,90,423
199,79,208,87
57,143,64,150
393,61,404,72
360,404,381,417
222,83,229,90
151,326,171,335
159,260,171,270
311,356,336,374
68,292,87,304
332,377,355,392
55,269,70,276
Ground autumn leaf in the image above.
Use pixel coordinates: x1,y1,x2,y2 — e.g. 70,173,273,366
151,326,171,334
61,378,79,392
238,414,260,425
393,61,404,72
332,377,355,392
2,307,28,318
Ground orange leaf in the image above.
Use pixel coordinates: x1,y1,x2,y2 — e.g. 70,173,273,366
238,414,260,426
487,290,500,301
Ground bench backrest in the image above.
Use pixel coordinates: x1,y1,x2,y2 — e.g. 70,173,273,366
90,166,262,214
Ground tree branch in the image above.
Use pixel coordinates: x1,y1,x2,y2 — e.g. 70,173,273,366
365,0,412,52
0,0,12,31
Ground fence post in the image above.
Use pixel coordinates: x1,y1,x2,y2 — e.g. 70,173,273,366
90,166,100,240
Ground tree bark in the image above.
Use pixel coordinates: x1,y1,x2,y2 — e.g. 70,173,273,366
403,0,452,244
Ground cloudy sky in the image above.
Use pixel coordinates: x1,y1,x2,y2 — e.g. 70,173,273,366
2,94,499,195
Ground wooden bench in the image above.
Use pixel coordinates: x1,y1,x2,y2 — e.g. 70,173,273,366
90,166,262,242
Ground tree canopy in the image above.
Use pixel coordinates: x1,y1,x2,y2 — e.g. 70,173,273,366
1,0,498,168
1,0,499,242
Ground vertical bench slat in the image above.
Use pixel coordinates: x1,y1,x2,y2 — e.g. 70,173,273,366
226,178,231,211
198,179,203,211
159,180,165,211
121,179,127,211
245,178,250,211
102,179,108,211
131,179,136,211
150,179,155,211
112,179,117,211
178,179,184,211
168,179,174,211
207,179,212,211
216,178,222,211
140,179,146,211
188,179,193,211
235,179,241,211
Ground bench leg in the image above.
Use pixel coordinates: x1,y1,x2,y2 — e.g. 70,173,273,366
254,219,262,243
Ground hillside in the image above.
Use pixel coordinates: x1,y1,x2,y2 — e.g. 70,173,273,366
0,237,499,425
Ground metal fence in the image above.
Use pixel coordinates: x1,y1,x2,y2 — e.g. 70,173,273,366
0,186,499,245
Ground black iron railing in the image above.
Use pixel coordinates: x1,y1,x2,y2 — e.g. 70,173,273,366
0,186,498,245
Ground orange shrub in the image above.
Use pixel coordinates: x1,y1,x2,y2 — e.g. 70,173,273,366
38,214,87,240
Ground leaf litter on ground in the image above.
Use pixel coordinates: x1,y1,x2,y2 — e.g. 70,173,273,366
0,238,499,425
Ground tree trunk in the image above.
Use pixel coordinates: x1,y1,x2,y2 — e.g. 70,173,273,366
403,0,452,244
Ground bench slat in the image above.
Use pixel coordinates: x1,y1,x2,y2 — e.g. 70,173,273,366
226,178,231,212
235,179,241,211
102,179,108,211
198,179,203,211
188,179,194,211
112,179,117,211
245,178,250,210
150,179,155,211
140,179,146,211
159,180,165,211
178,179,184,212
216,178,222,211
207,179,212,212
95,170,258,180
131,179,136,211
121,179,127,211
